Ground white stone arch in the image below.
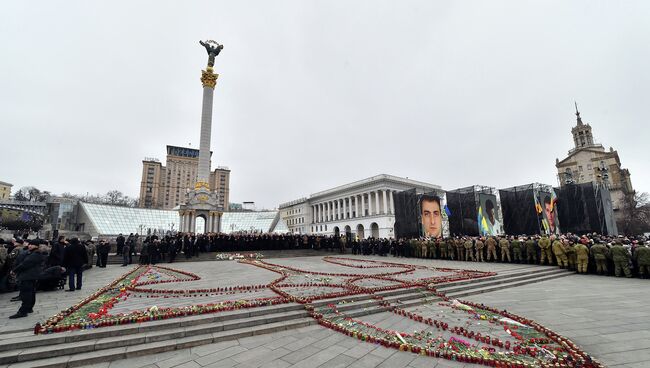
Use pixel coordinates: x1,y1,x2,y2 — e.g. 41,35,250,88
356,224,365,239
370,222,379,238
195,214,207,234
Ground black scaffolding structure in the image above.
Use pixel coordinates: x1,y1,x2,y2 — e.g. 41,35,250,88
556,182,618,236
499,183,551,235
445,185,502,236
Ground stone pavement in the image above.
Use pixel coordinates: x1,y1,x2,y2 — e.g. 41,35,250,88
0,265,131,333
3,255,648,367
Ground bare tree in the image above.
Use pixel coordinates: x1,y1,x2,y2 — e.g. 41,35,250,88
13,189,28,202
619,191,650,235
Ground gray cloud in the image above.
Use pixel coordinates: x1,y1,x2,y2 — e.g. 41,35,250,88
1,0,648,209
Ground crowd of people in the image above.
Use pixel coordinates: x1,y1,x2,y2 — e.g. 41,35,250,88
2,230,648,320
0,236,91,319
353,233,650,279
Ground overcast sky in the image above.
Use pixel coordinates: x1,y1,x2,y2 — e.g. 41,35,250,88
2,1,649,209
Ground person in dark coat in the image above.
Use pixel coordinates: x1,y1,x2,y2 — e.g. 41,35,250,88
10,239,46,318
48,236,66,267
62,238,88,291
116,234,125,255
96,240,110,268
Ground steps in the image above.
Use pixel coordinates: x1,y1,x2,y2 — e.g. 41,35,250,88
0,303,313,368
3,263,574,368
443,268,572,299
312,266,573,321
436,267,569,296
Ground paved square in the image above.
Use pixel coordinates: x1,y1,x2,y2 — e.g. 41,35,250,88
2,254,648,367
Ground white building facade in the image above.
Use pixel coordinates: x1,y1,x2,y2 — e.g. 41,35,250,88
279,174,441,239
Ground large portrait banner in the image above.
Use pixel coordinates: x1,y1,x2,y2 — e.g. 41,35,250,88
477,193,502,236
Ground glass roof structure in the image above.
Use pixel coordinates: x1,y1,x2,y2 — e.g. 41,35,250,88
79,203,179,236
78,202,289,236
220,211,288,234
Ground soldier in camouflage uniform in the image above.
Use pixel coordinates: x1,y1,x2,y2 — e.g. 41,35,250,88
634,242,650,278
610,241,632,278
420,239,428,259
511,236,522,263
456,238,465,261
566,240,577,271
590,241,609,275
446,238,455,260
464,237,475,261
525,236,538,264
574,240,589,274
551,236,567,268
539,235,553,265
486,236,498,262
475,237,485,262
439,238,447,259
499,237,511,262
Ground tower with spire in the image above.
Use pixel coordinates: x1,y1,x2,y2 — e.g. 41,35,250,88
570,102,595,149
555,103,634,225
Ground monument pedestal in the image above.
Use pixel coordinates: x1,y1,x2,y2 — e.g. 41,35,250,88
179,187,222,232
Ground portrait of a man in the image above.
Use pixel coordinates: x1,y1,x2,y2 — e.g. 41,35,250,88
543,195,557,234
485,199,501,234
420,194,442,238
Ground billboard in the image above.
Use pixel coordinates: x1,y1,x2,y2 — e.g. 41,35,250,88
394,189,449,239
535,189,561,235
477,193,502,236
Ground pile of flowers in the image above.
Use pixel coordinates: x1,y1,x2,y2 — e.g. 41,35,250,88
215,253,264,261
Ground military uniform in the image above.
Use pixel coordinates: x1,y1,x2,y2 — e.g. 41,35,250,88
499,238,511,262
565,242,576,270
439,239,447,259
486,237,498,262
475,239,485,262
446,239,455,260
511,238,522,263
634,244,650,278
610,243,632,278
525,238,537,264
539,236,553,265
552,239,567,268
590,242,609,274
464,239,474,261
574,243,589,273
456,239,465,261
420,240,428,259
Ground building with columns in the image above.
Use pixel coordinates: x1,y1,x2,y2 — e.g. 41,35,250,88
555,106,634,217
279,174,441,239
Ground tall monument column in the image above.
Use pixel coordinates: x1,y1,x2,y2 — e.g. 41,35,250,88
178,40,224,234
196,61,219,189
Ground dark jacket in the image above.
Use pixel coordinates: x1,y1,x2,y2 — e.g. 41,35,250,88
48,242,65,266
63,242,89,268
13,251,46,282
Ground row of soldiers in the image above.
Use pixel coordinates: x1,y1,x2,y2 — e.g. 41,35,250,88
394,234,650,278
